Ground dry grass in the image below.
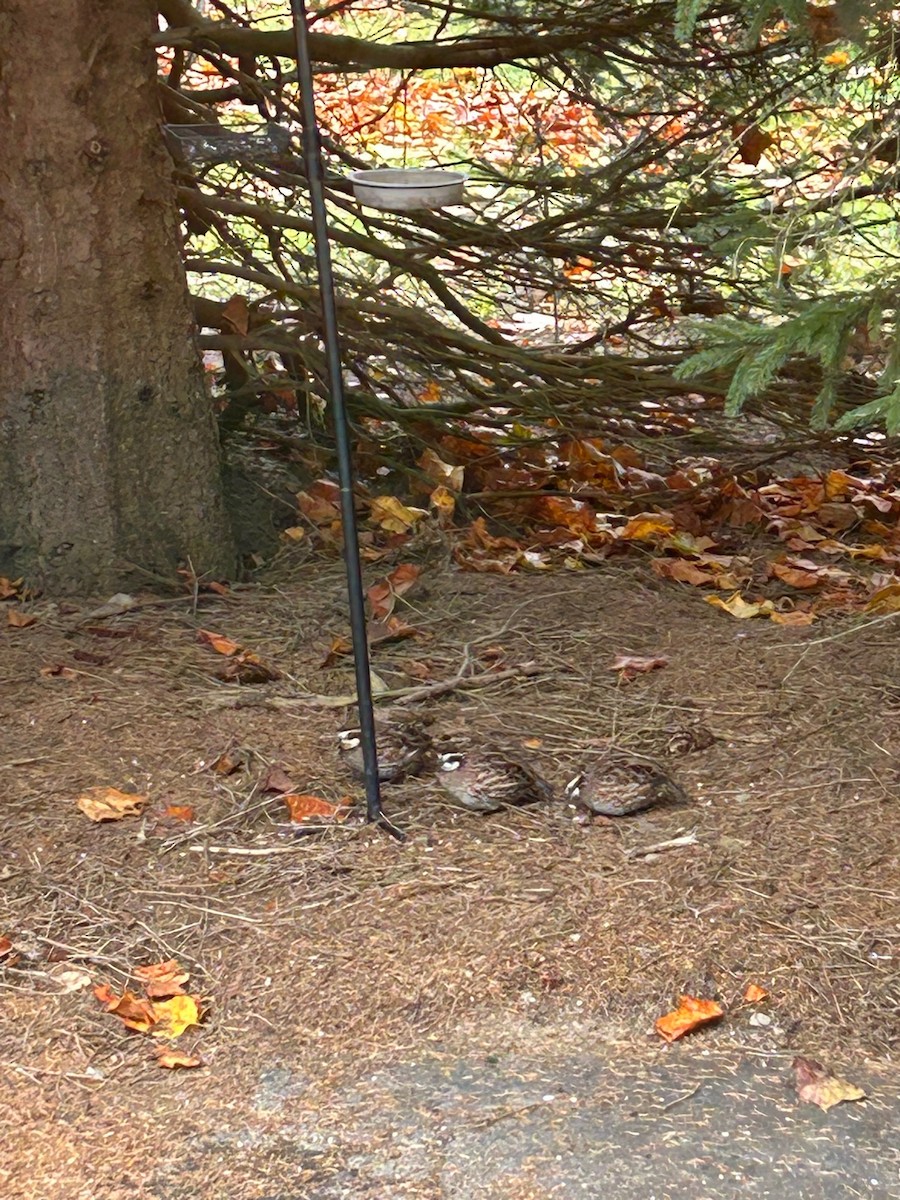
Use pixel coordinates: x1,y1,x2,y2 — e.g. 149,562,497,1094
1,556,898,1195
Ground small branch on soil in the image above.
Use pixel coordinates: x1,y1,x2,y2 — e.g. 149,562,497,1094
205,661,544,710
623,831,699,859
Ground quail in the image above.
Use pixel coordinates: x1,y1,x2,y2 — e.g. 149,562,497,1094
435,746,554,813
337,716,433,783
565,746,687,817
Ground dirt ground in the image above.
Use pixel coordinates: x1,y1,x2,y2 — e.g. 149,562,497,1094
1,554,899,1198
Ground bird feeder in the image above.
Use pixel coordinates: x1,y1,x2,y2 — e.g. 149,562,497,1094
348,168,467,212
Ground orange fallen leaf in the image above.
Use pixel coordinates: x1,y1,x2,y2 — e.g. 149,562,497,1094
792,1056,865,1111
283,793,351,823
155,1047,204,1070
771,562,823,590
211,748,245,775
652,558,718,587
608,654,669,682
152,994,202,1038
7,608,36,628
0,936,12,958
321,634,352,667
429,484,456,525
77,787,148,822
95,986,158,1033
164,805,195,823
215,650,280,684
743,983,769,1004
619,513,676,542
197,629,242,656
135,960,190,999
822,50,850,67
655,995,724,1042
282,525,306,542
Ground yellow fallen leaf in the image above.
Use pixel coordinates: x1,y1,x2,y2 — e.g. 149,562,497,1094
429,485,456,525
281,526,306,542
770,610,815,626
865,583,900,613
77,787,148,822
705,592,774,619
619,513,676,541
369,495,428,533
152,994,202,1038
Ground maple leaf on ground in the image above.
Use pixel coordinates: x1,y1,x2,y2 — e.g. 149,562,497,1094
655,995,724,1042
152,995,203,1038
792,1056,866,1111
94,985,158,1033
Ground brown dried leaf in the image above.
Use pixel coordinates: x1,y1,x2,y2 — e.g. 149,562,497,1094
0,936,12,958
221,293,250,335
366,563,421,621
792,1056,866,1111
771,562,823,590
261,765,297,795
197,629,242,656
705,592,774,619
618,513,676,542
7,608,37,628
77,787,148,822
0,576,22,600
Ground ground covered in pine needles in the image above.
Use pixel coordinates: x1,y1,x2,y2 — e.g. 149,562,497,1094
1,551,898,1198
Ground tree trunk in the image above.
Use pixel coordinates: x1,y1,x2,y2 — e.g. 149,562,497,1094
0,0,235,594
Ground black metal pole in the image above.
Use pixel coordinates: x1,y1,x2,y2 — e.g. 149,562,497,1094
288,0,399,838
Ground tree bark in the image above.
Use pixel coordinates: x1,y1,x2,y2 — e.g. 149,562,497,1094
0,0,235,594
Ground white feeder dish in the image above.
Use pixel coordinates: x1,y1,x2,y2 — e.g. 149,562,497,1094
348,168,467,212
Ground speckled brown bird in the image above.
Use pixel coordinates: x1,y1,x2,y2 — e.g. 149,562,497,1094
337,717,433,783
565,746,687,816
435,746,554,813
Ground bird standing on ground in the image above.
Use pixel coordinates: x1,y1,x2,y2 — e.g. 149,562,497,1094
337,716,433,783
435,746,554,813
565,746,687,816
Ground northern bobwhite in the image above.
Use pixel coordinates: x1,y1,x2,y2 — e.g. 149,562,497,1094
435,746,554,814
337,717,433,783
565,747,687,817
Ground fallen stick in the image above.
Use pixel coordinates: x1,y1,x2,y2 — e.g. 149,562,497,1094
208,661,543,710
623,831,699,860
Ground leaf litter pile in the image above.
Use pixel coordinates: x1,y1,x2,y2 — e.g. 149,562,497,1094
1,441,899,1195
